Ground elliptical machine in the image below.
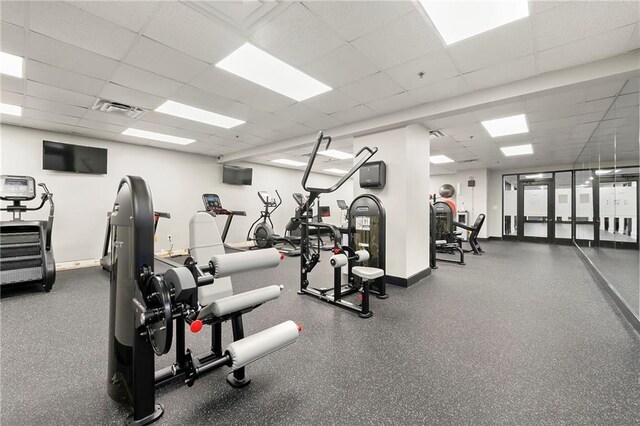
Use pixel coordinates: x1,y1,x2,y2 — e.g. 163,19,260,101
247,190,298,255
0,175,55,292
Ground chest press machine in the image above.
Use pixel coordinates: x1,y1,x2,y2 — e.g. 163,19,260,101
107,176,300,425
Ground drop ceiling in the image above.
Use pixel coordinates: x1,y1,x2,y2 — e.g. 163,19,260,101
0,1,638,173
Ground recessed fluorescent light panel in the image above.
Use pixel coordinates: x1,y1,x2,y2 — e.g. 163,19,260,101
500,144,533,156
419,0,529,45
216,43,331,101
318,149,353,160
0,102,22,116
481,114,529,137
156,100,244,129
122,128,195,145
430,155,454,164
0,51,23,78
271,159,307,167
324,168,348,174
524,174,543,179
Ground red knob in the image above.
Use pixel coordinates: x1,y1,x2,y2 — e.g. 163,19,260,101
190,320,203,333
333,248,341,254
280,253,285,260
296,323,303,332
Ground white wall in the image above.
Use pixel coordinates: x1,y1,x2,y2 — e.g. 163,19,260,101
353,124,430,280
0,125,352,263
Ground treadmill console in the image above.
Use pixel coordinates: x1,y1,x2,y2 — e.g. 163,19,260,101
0,175,36,201
202,194,222,211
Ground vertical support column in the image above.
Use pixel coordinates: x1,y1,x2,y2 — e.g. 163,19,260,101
353,124,431,287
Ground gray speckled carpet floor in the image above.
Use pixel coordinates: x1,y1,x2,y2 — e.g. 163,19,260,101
1,241,639,425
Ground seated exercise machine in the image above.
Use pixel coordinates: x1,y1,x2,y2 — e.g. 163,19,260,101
0,175,55,292
100,210,170,272
107,176,300,425
456,214,486,255
202,193,246,243
287,131,385,318
433,201,465,265
247,190,299,256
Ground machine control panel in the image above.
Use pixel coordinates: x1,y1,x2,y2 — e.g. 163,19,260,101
0,175,36,201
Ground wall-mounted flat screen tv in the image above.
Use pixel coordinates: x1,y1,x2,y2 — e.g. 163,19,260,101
43,141,108,174
223,165,252,185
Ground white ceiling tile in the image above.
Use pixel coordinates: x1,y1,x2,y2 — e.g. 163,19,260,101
385,49,458,90
366,91,420,115
83,109,136,127
627,24,639,51
409,76,471,103
449,18,534,73
303,1,414,42
238,88,296,113
139,110,222,135
25,96,87,118
26,80,95,108
537,25,636,74
300,44,379,88
144,2,244,64
581,97,615,114
330,105,377,123
99,82,164,110
30,2,136,60
464,55,536,91
170,84,237,113
110,64,183,98
302,90,360,115
525,89,586,111
351,11,443,70
530,1,565,15
21,118,76,134
528,103,582,123
585,80,626,101
23,108,80,126
533,1,638,51
578,111,606,124
1,22,25,56
27,32,119,80
76,118,125,134
621,77,639,95
303,113,344,131
26,60,104,96
612,92,640,108
66,1,160,32
0,75,24,94
274,102,324,123
0,90,24,105
250,3,345,67
190,65,257,100
0,1,26,26
340,72,403,104
124,37,209,83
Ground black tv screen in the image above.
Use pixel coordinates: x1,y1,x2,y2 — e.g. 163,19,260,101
43,141,107,174
223,165,252,185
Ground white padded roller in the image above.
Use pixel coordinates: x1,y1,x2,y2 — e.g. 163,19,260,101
227,320,300,370
355,250,370,262
330,254,348,268
211,249,281,278
197,285,282,319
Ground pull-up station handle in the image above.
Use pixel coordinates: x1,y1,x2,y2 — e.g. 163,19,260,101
301,131,378,195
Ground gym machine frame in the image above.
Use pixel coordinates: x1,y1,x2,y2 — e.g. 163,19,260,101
107,176,299,425
288,131,379,318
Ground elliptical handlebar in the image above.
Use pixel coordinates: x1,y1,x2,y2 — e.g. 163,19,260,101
301,131,377,195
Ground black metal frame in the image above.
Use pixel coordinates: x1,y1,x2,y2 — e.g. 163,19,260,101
517,177,555,243
292,131,380,318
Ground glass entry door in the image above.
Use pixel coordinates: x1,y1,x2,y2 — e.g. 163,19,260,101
518,181,554,242
596,176,638,249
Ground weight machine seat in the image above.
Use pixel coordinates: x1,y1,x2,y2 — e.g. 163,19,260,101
352,266,384,280
197,285,282,319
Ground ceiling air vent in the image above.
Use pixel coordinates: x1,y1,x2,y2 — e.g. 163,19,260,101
430,130,446,138
459,159,479,164
91,98,147,119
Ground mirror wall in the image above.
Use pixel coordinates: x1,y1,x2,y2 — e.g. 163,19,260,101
573,77,639,320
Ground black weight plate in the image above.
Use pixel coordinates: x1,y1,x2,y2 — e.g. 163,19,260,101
146,276,173,356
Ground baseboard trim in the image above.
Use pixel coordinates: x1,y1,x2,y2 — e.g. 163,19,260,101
573,242,640,336
386,267,431,288
488,236,503,241
55,249,189,271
